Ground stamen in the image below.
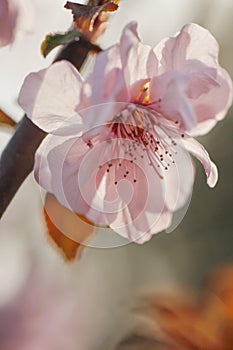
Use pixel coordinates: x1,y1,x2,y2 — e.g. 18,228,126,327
99,104,185,185
135,81,151,105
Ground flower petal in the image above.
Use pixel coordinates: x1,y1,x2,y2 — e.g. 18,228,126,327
163,145,195,212
110,209,172,244
154,23,233,135
106,159,169,242
182,137,218,188
35,134,110,226
18,61,83,133
119,21,158,101
83,44,129,106
189,67,233,136
155,23,219,72
151,72,196,130
0,0,17,47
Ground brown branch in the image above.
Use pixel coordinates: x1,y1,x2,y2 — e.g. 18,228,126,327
0,22,102,219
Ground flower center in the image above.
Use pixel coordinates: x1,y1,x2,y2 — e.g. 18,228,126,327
83,96,186,186
91,104,186,185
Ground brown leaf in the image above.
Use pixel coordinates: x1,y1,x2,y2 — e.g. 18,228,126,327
140,291,216,350
65,1,118,33
0,109,16,127
44,193,95,261
137,266,233,350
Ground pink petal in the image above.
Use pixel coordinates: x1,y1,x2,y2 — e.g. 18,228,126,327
106,160,169,242
35,135,80,206
153,23,233,135
35,134,109,226
147,210,172,240
189,67,233,136
18,61,84,133
83,44,129,106
79,44,129,130
182,137,218,188
163,145,195,211
78,101,128,137
155,23,219,72
110,209,172,244
150,72,196,130
119,21,158,101
0,0,17,47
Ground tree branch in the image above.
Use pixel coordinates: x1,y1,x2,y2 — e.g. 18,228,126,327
0,23,101,219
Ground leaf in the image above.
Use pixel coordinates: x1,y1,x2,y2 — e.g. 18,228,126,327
44,193,95,261
41,28,81,58
65,1,118,33
0,109,16,127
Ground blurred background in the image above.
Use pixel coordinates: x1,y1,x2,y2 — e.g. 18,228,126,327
0,0,233,349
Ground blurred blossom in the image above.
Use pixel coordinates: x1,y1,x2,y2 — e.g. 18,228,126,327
124,265,233,350
19,22,231,243
0,0,34,47
0,0,17,47
0,266,80,350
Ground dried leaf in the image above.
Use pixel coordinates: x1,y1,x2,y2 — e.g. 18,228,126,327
41,28,80,58
136,265,233,350
0,109,16,127
65,1,118,33
44,193,95,261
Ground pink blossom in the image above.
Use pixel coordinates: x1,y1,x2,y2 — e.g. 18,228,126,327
0,0,17,47
0,0,33,47
19,22,232,243
0,269,80,350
